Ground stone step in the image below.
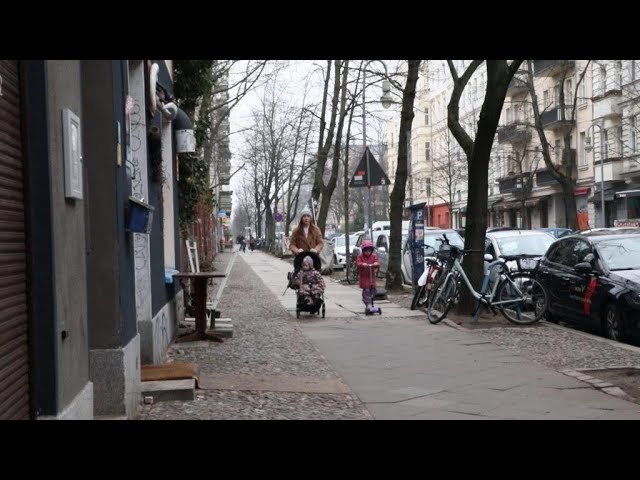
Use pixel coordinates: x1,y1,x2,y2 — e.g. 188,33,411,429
141,379,196,402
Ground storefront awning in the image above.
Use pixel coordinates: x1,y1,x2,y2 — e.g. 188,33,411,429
488,198,503,209
574,187,590,196
616,189,640,198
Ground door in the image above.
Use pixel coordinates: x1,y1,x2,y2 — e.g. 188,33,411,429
375,233,389,276
539,239,578,317
564,240,599,323
0,60,31,419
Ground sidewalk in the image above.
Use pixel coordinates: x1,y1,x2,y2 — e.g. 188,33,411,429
241,251,640,419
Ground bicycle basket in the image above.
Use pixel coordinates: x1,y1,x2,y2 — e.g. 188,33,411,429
438,244,452,259
517,257,540,272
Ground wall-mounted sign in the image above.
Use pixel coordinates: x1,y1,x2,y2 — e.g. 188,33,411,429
62,108,83,200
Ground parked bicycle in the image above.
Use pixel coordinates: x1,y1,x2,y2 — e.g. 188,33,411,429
426,235,548,325
410,245,442,310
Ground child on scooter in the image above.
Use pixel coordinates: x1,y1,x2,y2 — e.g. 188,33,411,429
356,240,380,313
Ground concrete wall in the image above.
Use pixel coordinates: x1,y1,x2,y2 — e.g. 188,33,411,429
140,290,183,365
45,60,92,414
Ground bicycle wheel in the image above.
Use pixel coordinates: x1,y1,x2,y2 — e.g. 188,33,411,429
427,273,457,324
410,285,428,310
497,273,547,325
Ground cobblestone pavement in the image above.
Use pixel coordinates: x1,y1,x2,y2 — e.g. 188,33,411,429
141,250,372,420
385,291,640,372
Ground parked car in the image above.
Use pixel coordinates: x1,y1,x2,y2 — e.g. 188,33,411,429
485,229,555,271
536,227,573,239
538,233,640,343
332,233,360,270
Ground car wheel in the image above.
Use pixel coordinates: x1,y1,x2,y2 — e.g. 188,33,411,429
602,304,628,342
545,310,559,324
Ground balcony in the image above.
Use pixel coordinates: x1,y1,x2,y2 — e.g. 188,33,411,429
534,60,575,77
536,169,559,187
592,90,622,119
506,75,529,96
541,105,575,130
595,156,625,183
498,175,521,194
497,122,532,144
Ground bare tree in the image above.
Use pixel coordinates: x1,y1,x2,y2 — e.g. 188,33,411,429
386,60,422,292
431,125,468,225
525,60,591,230
447,60,523,314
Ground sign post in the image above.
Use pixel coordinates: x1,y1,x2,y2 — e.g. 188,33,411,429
349,147,391,243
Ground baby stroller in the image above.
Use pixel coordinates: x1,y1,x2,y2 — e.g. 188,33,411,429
287,251,326,319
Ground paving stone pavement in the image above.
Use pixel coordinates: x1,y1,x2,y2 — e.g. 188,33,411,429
141,249,372,420
143,249,640,420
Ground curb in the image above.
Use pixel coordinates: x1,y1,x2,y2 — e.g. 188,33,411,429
559,368,636,402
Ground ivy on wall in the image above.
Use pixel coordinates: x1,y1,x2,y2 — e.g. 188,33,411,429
173,60,216,228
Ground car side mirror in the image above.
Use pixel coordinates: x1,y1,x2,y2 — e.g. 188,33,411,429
575,262,593,275
484,254,494,262
378,247,387,253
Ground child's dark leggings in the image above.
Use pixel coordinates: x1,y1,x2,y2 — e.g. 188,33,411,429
362,287,377,305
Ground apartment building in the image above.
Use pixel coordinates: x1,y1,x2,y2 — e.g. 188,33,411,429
385,60,640,230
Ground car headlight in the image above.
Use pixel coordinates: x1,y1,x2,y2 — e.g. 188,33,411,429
625,291,640,307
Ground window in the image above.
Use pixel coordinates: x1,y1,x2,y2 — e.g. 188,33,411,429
506,107,512,124
565,79,573,104
456,190,461,201
514,104,521,123
555,139,562,162
632,116,638,154
425,178,432,198
602,129,609,159
579,131,586,165
425,108,430,126
554,84,561,106
391,133,394,148
547,239,578,267
543,90,550,108
617,126,623,157
600,64,607,95
617,60,623,89
579,82,587,106
376,234,388,252
425,142,431,161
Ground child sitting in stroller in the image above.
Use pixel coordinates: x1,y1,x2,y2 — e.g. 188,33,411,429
296,255,325,306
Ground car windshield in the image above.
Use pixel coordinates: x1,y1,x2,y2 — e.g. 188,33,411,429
496,234,554,256
349,235,359,245
424,232,464,252
334,237,345,247
597,237,640,270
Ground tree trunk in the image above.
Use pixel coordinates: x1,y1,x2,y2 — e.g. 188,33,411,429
386,60,421,292
448,60,522,315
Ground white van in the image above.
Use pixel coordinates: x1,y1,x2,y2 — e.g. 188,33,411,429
371,220,410,233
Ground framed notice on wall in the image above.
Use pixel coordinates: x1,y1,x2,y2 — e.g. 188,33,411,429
62,108,83,200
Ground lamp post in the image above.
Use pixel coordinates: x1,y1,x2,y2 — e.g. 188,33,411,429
584,122,606,227
362,60,394,241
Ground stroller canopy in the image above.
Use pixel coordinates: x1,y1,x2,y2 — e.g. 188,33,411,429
293,251,322,272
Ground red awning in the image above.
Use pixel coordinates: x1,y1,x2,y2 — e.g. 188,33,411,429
574,187,590,196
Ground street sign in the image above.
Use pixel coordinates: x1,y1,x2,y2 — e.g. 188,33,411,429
217,211,227,218
349,147,391,188
274,212,283,222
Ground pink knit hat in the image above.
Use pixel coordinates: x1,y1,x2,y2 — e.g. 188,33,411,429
303,255,314,267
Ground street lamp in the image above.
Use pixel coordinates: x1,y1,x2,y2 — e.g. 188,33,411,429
584,122,606,228
362,60,392,242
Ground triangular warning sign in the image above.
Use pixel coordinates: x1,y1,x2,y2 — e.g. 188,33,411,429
349,147,391,188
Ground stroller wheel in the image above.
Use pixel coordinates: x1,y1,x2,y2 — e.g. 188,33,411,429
296,309,300,319
322,305,325,318
378,307,382,315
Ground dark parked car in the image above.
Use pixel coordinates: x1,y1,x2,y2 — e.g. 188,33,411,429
538,233,640,343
